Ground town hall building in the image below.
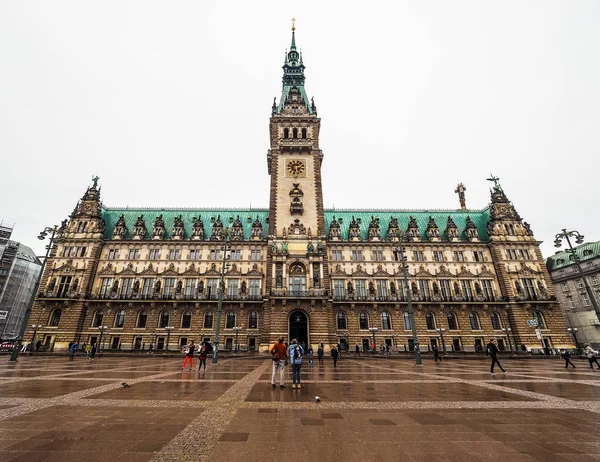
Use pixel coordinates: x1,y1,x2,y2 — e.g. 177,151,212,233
28,25,570,354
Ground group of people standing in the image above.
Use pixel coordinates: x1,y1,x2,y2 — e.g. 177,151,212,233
67,341,96,360
180,341,210,371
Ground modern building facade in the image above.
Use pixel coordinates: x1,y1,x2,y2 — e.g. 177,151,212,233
0,232,42,339
28,26,570,353
546,242,600,347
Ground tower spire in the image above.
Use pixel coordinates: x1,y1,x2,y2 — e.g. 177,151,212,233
291,17,297,50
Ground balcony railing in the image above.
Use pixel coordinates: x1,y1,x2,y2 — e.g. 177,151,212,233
332,293,508,303
90,293,263,301
270,289,328,298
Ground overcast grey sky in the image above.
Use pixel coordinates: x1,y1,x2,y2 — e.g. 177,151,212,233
1,1,599,258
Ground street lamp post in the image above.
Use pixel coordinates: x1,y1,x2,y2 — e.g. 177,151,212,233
232,326,241,353
9,224,63,363
97,326,108,353
502,327,513,353
164,326,174,353
436,328,447,355
554,229,600,323
369,327,378,354
29,324,42,355
213,229,232,365
567,327,580,355
396,241,423,366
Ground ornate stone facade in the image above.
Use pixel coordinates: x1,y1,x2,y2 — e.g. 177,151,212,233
28,26,570,354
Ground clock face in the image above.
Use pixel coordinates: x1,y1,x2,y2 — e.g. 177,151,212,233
286,159,306,177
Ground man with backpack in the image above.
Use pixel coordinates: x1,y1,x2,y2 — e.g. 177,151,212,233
486,338,507,375
289,338,304,389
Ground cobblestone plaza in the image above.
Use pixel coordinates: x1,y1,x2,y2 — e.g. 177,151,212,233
0,355,599,461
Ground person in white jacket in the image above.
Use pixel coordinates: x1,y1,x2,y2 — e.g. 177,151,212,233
584,344,600,370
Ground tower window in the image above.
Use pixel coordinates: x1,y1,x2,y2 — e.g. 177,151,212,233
293,128,298,139
301,128,307,138
283,128,289,139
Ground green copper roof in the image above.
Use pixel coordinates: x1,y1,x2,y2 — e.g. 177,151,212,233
101,208,269,241
546,241,600,271
323,209,491,242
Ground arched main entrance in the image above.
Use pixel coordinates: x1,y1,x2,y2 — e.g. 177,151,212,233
289,310,309,346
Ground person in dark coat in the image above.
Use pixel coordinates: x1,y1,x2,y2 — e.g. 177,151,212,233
561,349,576,369
486,338,507,375
331,345,339,368
432,344,441,362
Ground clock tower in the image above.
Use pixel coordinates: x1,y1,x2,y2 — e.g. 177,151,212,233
266,21,329,296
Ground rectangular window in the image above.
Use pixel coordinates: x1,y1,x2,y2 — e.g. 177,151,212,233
209,249,220,260
249,279,261,296
355,279,366,298
76,247,87,257
333,280,345,297
482,280,494,298
418,280,430,298
433,250,444,262
396,279,407,300
141,278,154,297
120,278,133,297
413,251,424,262
473,251,484,262
576,279,584,289
227,279,239,296
351,250,363,261
189,249,201,260
569,299,576,309
521,278,536,298
164,278,176,296
440,280,451,299
169,249,180,260
206,278,219,297
108,249,119,260
149,249,160,260
250,250,261,260
506,249,516,260
184,279,197,297
519,249,531,259
331,250,342,261
453,251,464,262
376,280,388,298
581,293,592,307
372,250,383,261
230,250,241,260
461,280,473,298
128,249,140,260
100,278,113,297
57,276,72,297
592,275,599,285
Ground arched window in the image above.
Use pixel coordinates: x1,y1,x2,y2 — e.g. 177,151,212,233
92,310,104,328
181,311,192,329
226,311,236,329
381,311,391,330
292,127,298,139
359,311,369,329
114,310,125,328
337,311,347,330
533,310,546,329
469,312,480,330
403,312,412,330
426,312,436,330
447,312,458,330
301,128,307,138
159,311,170,328
490,312,502,330
204,311,213,329
137,310,147,328
48,309,62,327
283,128,289,139
248,311,258,329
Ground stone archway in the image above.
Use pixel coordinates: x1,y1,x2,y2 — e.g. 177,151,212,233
289,310,309,346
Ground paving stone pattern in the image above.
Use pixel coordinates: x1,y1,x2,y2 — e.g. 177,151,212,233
0,354,598,461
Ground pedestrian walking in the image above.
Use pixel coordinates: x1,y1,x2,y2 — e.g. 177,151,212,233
36,339,42,351
90,343,97,360
308,346,314,366
355,344,360,357
289,338,304,389
433,344,441,362
198,343,208,371
486,338,507,375
181,341,195,371
317,342,324,365
270,337,288,388
561,349,576,369
337,343,342,358
148,343,154,354
584,343,600,370
85,343,92,359
331,345,339,368
69,342,79,361
20,342,28,353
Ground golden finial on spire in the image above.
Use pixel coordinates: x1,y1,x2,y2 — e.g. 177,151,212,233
291,17,296,31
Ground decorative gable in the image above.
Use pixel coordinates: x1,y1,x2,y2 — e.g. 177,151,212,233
118,262,137,276
151,215,166,240
171,215,185,240
426,216,440,242
204,263,221,277
161,263,179,276
328,216,341,241
139,263,157,275
445,216,460,242
132,215,147,240
230,215,244,241
247,263,264,277
407,216,421,242
98,263,115,275
348,216,361,241
182,263,200,276
191,216,205,240
435,265,455,278
386,217,401,242
352,264,370,277
456,265,476,278
330,264,347,277
415,264,433,278
367,216,381,242
112,214,128,240
373,264,389,277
